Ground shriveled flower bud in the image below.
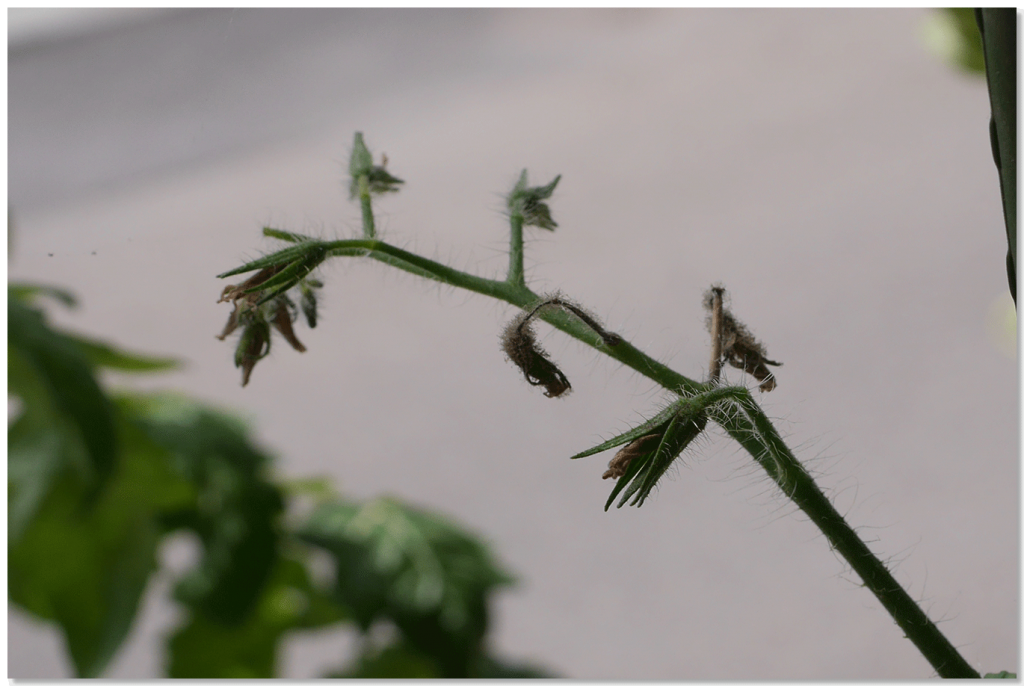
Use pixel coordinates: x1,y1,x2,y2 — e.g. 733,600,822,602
219,265,285,305
500,311,571,398
703,287,781,392
602,433,662,480
271,297,306,353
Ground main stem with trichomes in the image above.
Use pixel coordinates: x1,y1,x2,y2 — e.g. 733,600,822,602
221,184,979,679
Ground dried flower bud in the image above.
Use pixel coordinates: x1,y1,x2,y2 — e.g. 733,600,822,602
602,433,662,480
703,287,781,392
216,301,243,341
219,265,284,305
271,297,306,353
500,311,571,398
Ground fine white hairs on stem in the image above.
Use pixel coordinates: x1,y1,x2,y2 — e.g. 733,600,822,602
500,293,622,398
703,284,781,392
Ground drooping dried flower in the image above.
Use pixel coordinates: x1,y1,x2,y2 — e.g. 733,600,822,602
500,311,571,398
271,297,306,353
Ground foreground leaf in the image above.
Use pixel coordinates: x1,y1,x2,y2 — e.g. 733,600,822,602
8,413,194,677
9,294,117,490
298,496,514,677
130,393,285,626
167,554,348,678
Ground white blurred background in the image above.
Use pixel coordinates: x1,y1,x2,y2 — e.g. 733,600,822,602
8,8,1018,679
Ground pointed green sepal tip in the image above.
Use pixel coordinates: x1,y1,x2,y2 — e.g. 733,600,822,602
507,169,561,231
578,387,748,510
349,132,373,179
348,133,404,199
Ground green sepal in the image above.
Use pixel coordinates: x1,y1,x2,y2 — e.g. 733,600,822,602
507,170,561,231
570,401,682,460
622,411,707,508
249,247,327,306
349,132,374,179
262,227,314,243
216,243,313,279
300,281,319,329
603,449,648,511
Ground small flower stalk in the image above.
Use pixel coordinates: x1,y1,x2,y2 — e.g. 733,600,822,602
703,285,781,392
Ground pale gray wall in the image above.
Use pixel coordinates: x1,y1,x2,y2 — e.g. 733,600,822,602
8,8,1017,679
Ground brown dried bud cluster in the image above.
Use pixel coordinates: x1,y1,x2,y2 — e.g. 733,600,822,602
501,311,571,398
704,287,781,392
218,265,285,306
217,276,308,386
602,433,662,480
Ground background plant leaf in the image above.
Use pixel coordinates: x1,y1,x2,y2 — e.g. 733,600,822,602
298,496,515,677
130,393,284,626
9,292,118,490
166,554,348,678
8,411,194,677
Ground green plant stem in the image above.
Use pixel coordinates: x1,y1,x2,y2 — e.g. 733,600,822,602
245,192,979,677
711,391,978,678
507,213,525,287
358,175,375,239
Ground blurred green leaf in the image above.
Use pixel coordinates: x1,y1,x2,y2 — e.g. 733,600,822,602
8,413,194,677
298,496,515,677
8,282,77,308
129,393,284,626
327,640,554,678
922,9,986,75
9,293,117,491
66,334,180,373
167,554,348,678
984,671,1017,679
976,8,1016,304
329,640,440,678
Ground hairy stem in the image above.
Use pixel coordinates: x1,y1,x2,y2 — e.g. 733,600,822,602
708,286,724,382
358,175,376,239
240,186,978,677
338,234,974,674
508,212,525,287
711,391,978,678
